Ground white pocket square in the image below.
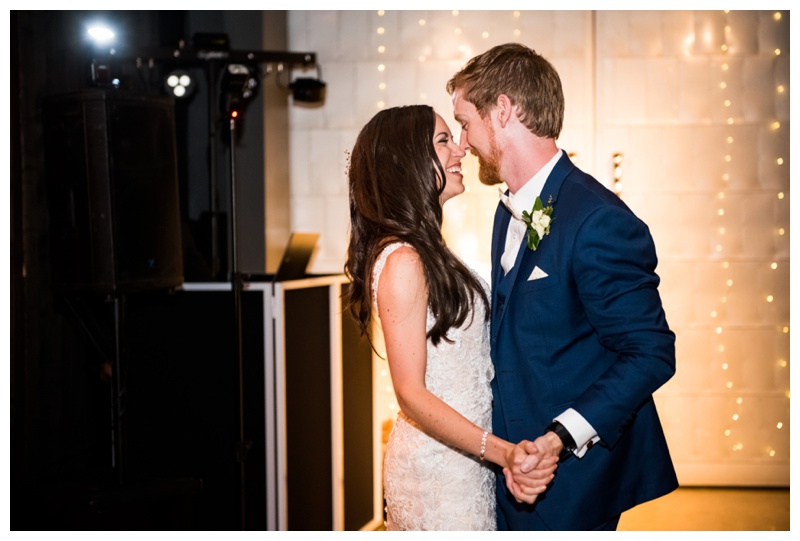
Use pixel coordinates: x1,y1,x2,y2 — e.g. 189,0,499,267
528,266,548,281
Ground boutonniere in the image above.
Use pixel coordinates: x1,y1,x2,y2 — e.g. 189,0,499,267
521,196,553,251
498,190,554,251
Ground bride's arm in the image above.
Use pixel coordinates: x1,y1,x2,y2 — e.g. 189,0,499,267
377,246,555,503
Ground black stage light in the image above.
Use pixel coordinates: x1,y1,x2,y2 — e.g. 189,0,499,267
219,63,259,117
164,70,196,99
289,64,326,104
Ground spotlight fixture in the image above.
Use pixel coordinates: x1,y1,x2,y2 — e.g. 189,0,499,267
219,63,259,117
87,24,115,46
289,64,326,104
85,21,118,86
164,70,196,99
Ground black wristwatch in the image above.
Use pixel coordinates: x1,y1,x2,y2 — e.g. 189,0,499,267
545,421,577,462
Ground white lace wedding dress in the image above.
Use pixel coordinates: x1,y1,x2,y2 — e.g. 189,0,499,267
373,242,496,531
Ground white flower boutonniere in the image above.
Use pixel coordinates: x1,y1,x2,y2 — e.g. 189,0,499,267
522,196,553,251
498,190,554,251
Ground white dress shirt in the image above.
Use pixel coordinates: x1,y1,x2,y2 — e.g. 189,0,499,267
501,149,561,274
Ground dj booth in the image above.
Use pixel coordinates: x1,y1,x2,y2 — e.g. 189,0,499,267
123,275,380,530
38,86,376,530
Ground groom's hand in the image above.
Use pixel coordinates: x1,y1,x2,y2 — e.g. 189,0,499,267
503,440,557,504
519,433,562,473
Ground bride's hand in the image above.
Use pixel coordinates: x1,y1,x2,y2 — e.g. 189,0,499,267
503,440,558,504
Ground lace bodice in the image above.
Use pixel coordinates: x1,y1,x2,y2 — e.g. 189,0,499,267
373,242,496,531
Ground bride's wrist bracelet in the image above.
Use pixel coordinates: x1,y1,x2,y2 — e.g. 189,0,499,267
479,430,489,461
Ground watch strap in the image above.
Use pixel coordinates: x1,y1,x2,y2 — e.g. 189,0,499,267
546,420,577,461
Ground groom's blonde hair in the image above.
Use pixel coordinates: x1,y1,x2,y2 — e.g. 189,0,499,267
446,43,564,140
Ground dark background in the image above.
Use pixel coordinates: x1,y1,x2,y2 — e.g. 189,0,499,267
9,10,310,530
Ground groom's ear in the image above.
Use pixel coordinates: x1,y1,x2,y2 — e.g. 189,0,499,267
495,94,514,128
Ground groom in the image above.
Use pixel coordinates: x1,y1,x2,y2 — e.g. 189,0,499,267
447,43,679,530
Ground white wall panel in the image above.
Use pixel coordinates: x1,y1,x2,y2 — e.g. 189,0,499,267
594,10,789,486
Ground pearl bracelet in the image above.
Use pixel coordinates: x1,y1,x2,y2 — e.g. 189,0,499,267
480,430,489,461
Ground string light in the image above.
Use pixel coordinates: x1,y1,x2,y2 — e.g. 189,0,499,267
717,10,736,454
716,9,789,467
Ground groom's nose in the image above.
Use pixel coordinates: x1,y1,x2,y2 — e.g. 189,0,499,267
458,132,470,152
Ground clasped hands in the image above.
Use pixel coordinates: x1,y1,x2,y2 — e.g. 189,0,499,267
502,432,562,504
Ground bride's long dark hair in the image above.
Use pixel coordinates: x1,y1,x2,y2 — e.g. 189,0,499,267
344,105,489,346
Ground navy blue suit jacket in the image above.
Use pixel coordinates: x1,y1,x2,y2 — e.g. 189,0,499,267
491,152,678,530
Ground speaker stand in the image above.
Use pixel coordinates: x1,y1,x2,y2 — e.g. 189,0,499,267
110,294,127,487
228,115,250,530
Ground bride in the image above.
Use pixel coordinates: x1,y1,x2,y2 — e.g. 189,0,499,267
344,105,557,530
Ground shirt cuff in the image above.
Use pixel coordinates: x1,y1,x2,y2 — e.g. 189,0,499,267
555,408,600,458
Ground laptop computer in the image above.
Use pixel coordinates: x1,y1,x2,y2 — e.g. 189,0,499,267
271,232,320,283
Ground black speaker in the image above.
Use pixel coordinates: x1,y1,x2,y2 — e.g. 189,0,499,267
44,90,184,294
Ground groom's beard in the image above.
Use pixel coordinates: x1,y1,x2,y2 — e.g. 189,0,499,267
476,125,503,186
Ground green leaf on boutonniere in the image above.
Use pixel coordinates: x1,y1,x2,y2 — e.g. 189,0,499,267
521,196,554,251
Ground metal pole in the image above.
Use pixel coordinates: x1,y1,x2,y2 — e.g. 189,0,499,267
111,294,126,487
229,115,248,529
208,60,221,279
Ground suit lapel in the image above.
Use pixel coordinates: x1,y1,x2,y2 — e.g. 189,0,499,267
490,200,511,300
490,152,576,343
492,232,528,342
490,195,529,344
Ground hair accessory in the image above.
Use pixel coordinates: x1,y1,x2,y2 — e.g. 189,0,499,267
344,148,351,176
